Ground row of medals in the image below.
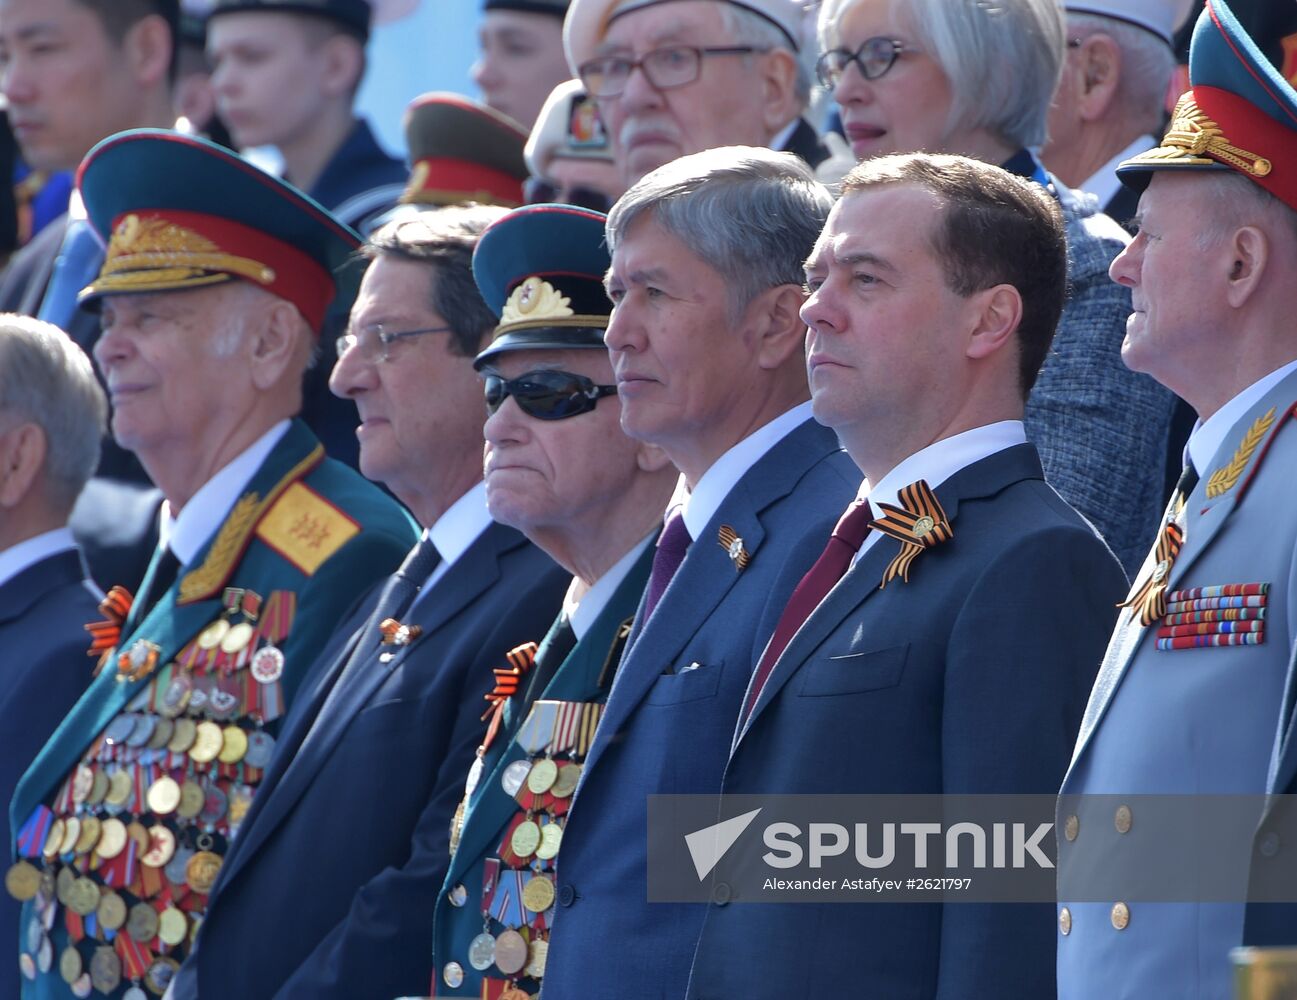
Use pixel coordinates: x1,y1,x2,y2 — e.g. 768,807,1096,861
444,747,584,998
4,604,284,996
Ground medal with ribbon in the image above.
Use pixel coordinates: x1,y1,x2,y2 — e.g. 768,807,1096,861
86,586,133,676
1121,519,1186,626
869,480,954,587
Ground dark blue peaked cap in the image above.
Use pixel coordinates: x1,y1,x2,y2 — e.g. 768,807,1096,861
471,204,611,369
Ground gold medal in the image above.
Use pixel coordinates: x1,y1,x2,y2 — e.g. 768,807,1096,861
126,901,159,943
105,770,133,808
177,780,205,819
550,762,581,799
89,945,121,995
42,818,65,859
526,936,549,978
58,817,81,856
94,818,127,860
217,725,248,764
66,876,100,917
196,619,230,651
141,825,176,868
56,865,75,905
189,721,224,763
227,785,254,828
87,768,109,806
74,815,102,855
493,929,528,976
522,872,555,913
168,718,197,753
526,758,558,795
219,621,254,654
144,956,180,995
97,890,127,931
59,945,82,985
185,850,222,894
510,819,541,860
158,907,187,947
4,861,41,901
71,765,94,804
147,716,175,750
535,822,563,861
146,776,181,815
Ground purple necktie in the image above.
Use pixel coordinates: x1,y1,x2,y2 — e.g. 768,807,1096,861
642,509,691,622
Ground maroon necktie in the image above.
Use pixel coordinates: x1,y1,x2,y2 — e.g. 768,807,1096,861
642,508,691,622
743,498,874,720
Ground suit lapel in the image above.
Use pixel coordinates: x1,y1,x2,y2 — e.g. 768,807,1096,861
219,524,523,884
0,549,85,624
732,444,1040,749
586,420,840,776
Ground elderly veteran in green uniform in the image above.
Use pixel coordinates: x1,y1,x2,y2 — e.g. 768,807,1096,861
1057,1,1297,996
432,204,675,997
5,129,415,999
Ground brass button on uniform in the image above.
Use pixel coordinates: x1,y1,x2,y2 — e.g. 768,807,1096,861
1059,907,1072,936
1114,804,1132,834
1111,901,1130,930
1064,815,1079,842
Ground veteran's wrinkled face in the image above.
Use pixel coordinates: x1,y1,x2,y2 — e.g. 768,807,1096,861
0,0,155,171
207,12,342,152
594,1,781,186
93,283,264,459
483,347,646,536
472,9,569,130
329,254,485,506
801,184,981,460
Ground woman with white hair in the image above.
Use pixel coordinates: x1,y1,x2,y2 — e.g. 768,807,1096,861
815,0,1177,579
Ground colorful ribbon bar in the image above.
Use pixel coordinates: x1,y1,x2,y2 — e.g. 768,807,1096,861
1156,631,1265,650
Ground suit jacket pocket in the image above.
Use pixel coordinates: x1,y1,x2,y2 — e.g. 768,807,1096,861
646,660,724,705
796,643,909,697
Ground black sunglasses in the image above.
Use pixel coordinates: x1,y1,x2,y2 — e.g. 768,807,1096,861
523,177,614,213
483,369,618,421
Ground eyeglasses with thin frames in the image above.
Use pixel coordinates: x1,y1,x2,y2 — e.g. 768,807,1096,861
579,44,768,99
336,323,453,364
815,36,910,89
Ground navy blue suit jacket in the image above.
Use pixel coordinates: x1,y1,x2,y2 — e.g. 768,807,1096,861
1,547,99,988
685,445,1127,1000
168,522,567,1000
540,418,858,999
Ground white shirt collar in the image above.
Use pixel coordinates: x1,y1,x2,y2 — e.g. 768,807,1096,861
770,118,800,153
678,401,815,541
160,420,290,566
0,527,78,589
1187,358,1297,478
1080,134,1156,211
854,421,1027,560
565,531,655,641
423,480,493,591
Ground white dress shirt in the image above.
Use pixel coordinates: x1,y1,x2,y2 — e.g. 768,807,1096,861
1187,357,1297,478
409,480,493,610
565,532,655,642
0,527,78,589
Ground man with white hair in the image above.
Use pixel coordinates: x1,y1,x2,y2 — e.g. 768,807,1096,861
0,315,105,993
563,0,827,187
1043,0,1196,229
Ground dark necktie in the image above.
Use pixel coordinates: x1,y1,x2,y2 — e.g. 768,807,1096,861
520,615,579,711
1174,461,1199,504
642,508,691,622
743,498,874,721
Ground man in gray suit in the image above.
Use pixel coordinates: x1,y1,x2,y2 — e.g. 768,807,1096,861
539,146,859,999
0,315,105,990
1057,0,1297,994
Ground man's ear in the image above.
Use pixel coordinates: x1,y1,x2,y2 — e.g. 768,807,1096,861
758,48,802,135
1224,225,1268,309
1075,33,1121,122
124,14,175,90
320,34,365,99
0,422,47,509
964,284,1022,362
249,300,306,390
749,283,811,371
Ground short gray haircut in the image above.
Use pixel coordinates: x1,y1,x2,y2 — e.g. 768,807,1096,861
718,4,812,109
819,0,1065,150
1193,172,1297,251
0,315,106,508
606,146,833,318
1068,12,1175,136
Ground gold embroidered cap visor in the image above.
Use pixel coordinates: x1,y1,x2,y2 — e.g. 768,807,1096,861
470,203,612,369
1116,0,1297,211
75,129,362,332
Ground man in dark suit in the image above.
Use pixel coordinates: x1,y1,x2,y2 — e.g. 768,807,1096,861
685,153,1127,998
432,204,678,995
166,207,570,999
538,147,859,999
0,315,105,994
